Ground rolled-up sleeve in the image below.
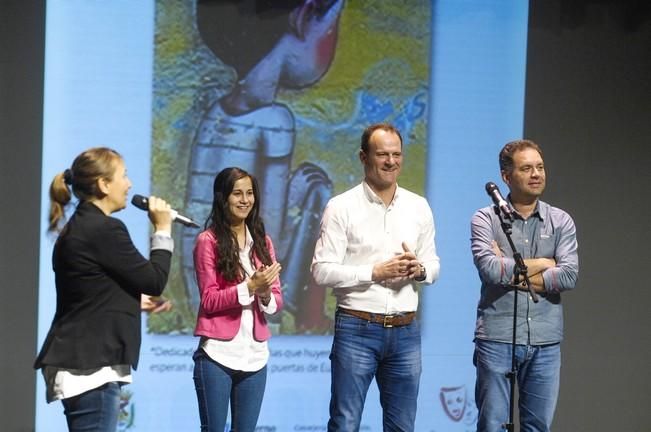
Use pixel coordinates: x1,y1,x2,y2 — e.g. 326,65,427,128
471,209,515,285
151,231,174,252
542,213,579,294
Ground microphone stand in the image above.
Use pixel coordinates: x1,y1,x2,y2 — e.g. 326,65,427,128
493,205,539,432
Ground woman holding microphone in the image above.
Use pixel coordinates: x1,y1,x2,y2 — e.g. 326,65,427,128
34,147,174,432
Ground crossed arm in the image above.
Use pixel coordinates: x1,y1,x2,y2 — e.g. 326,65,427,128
472,208,578,294
492,241,555,293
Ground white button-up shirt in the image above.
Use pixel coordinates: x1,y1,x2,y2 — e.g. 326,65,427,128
311,182,440,314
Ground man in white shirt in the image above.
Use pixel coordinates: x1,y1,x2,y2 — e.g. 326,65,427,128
312,123,440,431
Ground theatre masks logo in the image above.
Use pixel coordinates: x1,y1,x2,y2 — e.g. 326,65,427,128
440,385,466,421
439,384,477,424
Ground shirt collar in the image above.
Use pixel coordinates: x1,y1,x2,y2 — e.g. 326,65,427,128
535,200,550,221
507,196,545,221
362,181,400,206
241,225,253,251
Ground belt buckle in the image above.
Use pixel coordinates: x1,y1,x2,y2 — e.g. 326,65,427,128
383,315,394,328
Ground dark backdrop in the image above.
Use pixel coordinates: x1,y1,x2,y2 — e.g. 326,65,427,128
0,1,44,431
1,0,649,430
523,1,650,430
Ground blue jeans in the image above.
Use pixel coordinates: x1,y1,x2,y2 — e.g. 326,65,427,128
328,311,422,432
61,382,120,432
474,339,561,432
193,348,267,432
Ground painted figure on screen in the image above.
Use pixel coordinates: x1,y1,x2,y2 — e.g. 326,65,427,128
180,0,344,332
151,0,432,335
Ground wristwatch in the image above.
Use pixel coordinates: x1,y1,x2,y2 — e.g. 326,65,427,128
414,264,426,282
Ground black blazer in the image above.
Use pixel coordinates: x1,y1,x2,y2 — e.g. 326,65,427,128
34,201,172,370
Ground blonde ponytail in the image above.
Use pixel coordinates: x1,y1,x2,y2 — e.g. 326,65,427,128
48,171,72,232
47,148,122,233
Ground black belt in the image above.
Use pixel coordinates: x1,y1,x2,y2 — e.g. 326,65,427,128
339,308,416,328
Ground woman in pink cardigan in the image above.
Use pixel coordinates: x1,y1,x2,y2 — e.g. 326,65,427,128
192,167,283,432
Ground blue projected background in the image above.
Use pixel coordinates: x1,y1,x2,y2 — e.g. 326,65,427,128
36,1,528,430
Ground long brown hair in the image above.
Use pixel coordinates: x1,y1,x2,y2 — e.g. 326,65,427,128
48,147,122,232
205,167,272,282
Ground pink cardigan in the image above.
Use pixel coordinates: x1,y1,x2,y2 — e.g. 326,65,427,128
193,229,283,342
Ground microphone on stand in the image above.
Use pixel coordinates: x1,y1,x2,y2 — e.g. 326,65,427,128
485,182,514,221
131,194,200,228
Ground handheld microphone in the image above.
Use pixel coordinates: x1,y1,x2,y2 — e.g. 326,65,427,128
485,182,514,221
131,194,200,228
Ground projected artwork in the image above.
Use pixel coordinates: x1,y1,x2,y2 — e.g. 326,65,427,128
37,1,530,430
151,0,431,335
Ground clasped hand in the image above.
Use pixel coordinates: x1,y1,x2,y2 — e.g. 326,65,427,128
247,262,282,299
372,242,423,282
